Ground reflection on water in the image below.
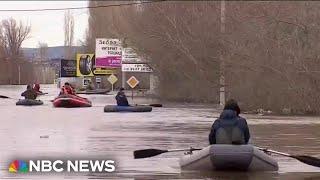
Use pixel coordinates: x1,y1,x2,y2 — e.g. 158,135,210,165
0,85,320,179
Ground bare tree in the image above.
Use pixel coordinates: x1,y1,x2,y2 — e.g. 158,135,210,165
0,27,5,59
38,42,48,61
86,1,320,114
0,18,31,59
64,10,74,59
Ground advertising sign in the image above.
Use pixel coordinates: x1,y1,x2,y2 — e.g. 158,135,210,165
122,47,140,63
93,67,116,75
60,59,76,77
121,63,153,73
76,54,94,77
95,38,122,68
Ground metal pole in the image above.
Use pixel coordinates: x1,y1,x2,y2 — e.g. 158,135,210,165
18,65,21,85
132,89,133,101
219,0,226,106
122,71,126,88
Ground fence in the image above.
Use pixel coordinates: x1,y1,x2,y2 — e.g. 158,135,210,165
0,59,55,85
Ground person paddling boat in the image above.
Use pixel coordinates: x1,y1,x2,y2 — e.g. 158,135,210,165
209,99,250,145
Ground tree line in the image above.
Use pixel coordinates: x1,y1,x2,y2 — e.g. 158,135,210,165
86,1,320,114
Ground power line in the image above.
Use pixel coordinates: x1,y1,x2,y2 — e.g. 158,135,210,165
0,0,166,12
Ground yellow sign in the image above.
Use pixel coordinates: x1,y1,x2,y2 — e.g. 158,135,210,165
107,74,118,85
93,68,116,75
127,76,139,88
76,54,94,76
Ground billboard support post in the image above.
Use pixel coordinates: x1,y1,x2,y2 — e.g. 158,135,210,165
122,71,126,88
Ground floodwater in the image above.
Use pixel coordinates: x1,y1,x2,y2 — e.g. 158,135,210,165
0,84,320,179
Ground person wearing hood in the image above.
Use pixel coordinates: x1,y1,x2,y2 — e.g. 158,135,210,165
209,99,250,145
21,85,38,100
33,83,42,93
115,87,129,106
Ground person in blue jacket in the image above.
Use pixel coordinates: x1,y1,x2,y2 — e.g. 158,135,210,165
115,87,129,106
209,99,250,145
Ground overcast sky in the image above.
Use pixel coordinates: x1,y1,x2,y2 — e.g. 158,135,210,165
0,1,88,48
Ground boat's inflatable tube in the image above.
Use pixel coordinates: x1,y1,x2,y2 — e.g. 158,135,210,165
104,105,152,112
16,99,44,106
180,144,278,172
53,94,92,108
76,89,110,95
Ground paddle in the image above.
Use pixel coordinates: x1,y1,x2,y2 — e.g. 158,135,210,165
0,95,21,100
257,147,320,168
135,103,163,107
134,147,201,159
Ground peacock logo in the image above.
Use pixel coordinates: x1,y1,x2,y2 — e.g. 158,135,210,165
9,160,28,173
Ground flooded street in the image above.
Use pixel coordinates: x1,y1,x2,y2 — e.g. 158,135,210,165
0,84,320,179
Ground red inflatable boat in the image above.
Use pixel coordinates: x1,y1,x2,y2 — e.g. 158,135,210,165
53,94,92,108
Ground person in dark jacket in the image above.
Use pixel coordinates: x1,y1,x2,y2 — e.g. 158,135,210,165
21,85,38,100
115,87,129,106
209,99,250,145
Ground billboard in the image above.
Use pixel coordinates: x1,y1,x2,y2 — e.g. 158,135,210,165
121,63,153,73
76,54,94,77
95,38,122,68
60,59,76,77
122,47,141,63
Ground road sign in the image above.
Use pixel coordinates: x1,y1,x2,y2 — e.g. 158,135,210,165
96,77,101,83
83,78,91,86
127,76,139,89
107,74,118,85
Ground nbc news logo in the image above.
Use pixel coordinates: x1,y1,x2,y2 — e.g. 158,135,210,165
9,160,28,173
9,159,115,173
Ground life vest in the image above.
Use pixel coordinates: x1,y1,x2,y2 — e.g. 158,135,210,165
61,85,74,95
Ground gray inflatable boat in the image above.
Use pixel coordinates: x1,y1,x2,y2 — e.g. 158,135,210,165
104,105,152,112
16,99,44,106
180,145,278,171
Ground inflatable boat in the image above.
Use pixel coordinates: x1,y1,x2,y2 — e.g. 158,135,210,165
104,105,152,112
76,89,110,95
180,145,278,171
16,99,44,106
53,94,92,108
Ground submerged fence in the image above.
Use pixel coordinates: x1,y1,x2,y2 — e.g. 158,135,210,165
0,59,55,85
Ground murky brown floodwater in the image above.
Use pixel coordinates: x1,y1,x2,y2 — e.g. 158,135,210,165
0,84,319,179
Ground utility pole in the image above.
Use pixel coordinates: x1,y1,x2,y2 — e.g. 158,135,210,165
121,37,127,89
18,64,21,85
219,0,226,106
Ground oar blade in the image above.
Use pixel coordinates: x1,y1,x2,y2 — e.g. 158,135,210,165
293,155,320,168
149,104,163,107
134,149,168,159
136,104,163,107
